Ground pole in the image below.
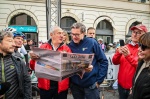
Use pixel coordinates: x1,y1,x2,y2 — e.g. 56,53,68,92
46,0,51,39
57,0,61,27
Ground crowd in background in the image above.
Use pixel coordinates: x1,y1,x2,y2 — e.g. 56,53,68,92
0,22,150,99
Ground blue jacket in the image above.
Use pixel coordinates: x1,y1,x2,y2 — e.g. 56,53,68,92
68,37,108,87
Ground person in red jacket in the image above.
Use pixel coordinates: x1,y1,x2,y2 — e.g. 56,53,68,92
29,26,72,99
112,24,148,99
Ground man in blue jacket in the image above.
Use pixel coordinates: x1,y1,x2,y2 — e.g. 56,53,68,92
68,23,108,99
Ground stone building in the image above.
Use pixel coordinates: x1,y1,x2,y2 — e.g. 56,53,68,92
0,0,149,45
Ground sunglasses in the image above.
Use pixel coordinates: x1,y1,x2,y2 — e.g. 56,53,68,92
139,43,150,51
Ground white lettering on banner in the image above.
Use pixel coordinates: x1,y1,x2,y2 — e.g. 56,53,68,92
105,53,119,80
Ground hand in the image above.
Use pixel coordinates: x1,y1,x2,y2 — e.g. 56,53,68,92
84,65,93,72
120,46,130,56
129,87,132,94
29,51,40,60
117,47,123,54
96,82,100,88
0,95,4,98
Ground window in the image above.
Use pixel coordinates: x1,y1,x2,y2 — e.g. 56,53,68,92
9,13,36,26
96,19,113,44
96,20,113,30
61,17,76,28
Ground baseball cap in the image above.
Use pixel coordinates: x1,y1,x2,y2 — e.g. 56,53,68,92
130,24,148,33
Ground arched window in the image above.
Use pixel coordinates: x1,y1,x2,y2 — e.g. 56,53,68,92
10,13,36,26
61,16,77,33
96,20,113,44
96,20,113,30
9,13,38,46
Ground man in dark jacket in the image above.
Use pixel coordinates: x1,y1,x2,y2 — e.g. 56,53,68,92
0,31,32,99
68,23,108,99
25,39,33,52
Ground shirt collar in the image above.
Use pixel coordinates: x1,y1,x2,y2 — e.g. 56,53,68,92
129,40,138,46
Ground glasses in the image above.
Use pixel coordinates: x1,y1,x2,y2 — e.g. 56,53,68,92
132,31,141,35
139,43,150,51
71,33,81,37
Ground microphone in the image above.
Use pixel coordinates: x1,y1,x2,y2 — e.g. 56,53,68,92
0,82,11,95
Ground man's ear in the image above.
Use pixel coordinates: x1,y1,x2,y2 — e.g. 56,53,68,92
50,33,53,37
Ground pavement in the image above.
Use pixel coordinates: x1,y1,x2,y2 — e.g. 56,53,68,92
33,87,119,99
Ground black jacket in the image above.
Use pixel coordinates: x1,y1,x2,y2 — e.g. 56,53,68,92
131,60,150,99
12,55,32,99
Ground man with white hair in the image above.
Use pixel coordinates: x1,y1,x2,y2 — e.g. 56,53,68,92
29,26,72,99
98,38,105,52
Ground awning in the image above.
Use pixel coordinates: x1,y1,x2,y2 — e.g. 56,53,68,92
9,25,37,33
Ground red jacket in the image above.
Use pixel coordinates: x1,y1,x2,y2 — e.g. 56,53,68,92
30,40,72,93
112,44,138,89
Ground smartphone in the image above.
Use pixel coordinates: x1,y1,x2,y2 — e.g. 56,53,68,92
119,39,125,46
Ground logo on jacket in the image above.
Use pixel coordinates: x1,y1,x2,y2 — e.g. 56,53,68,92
10,65,15,69
82,47,88,51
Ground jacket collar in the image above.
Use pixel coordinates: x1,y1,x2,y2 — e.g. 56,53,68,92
0,53,11,58
47,39,64,50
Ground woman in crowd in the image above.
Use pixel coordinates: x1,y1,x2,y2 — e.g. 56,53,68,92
63,30,70,44
130,32,150,99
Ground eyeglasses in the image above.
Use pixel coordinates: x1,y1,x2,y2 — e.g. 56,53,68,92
139,43,150,51
71,33,81,37
132,31,141,35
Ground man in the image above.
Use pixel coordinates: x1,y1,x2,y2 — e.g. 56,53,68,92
0,31,31,99
25,39,33,52
112,24,148,99
68,23,108,99
3,28,29,67
29,26,72,99
98,38,106,52
87,27,96,38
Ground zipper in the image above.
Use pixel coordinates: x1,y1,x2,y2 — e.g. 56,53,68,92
1,58,5,99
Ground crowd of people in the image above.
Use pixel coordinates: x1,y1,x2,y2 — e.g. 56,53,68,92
0,22,150,99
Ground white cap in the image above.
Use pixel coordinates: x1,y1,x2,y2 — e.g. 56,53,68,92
108,43,113,46
98,38,103,41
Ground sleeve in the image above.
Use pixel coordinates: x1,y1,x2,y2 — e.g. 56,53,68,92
30,60,36,70
112,49,122,65
93,41,108,84
21,60,32,99
29,44,46,70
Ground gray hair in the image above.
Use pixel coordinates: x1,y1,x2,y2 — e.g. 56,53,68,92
0,31,13,43
49,26,61,34
71,23,86,33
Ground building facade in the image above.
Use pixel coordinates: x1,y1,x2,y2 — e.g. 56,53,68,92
0,0,150,45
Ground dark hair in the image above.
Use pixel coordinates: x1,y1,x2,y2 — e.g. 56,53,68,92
27,39,32,43
139,32,150,48
0,31,13,43
87,27,95,31
71,23,86,33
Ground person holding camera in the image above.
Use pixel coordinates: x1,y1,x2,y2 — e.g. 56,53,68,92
112,24,148,99
128,32,150,99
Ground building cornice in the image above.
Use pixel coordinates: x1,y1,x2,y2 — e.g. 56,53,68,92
62,2,150,14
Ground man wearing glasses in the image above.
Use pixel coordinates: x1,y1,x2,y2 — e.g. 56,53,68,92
112,24,148,99
69,23,108,99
